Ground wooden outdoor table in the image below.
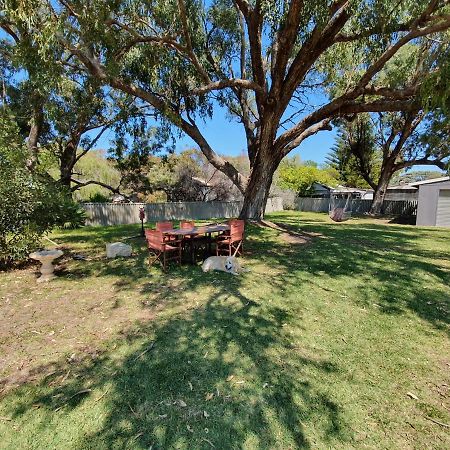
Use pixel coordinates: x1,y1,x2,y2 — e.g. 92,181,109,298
163,224,230,264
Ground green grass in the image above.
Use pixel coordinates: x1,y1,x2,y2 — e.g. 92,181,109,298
0,212,449,449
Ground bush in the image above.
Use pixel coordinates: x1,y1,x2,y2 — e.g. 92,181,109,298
86,192,110,203
0,113,85,269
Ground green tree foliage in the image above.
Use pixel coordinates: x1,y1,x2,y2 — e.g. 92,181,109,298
0,18,150,196
327,115,381,189
420,30,450,113
278,158,338,197
0,112,85,269
72,150,122,202
5,0,449,219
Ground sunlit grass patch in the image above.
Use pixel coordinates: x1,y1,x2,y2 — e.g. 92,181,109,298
0,212,449,449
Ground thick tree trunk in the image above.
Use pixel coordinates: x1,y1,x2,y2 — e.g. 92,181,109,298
59,140,79,188
369,166,394,216
26,100,44,171
239,151,280,220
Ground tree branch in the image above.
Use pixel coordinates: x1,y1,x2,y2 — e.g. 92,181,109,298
275,96,417,154
273,8,450,154
396,158,448,170
354,14,450,91
70,178,124,194
391,111,424,160
270,0,305,95
74,124,110,164
176,0,211,83
191,78,263,95
283,119,333,155
276,1,351,117
235,0,266,108
233,0,251,19
62,43,248,193
0,22,20,43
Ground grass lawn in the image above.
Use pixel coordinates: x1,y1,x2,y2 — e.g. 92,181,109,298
0,211,449,449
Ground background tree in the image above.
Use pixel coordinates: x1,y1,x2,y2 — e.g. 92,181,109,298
278,157,339,197
0,16,153,197
326,115,381,189
6,0,450,219
329,109,450,214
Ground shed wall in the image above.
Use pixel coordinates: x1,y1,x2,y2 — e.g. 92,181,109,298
436,190,450,227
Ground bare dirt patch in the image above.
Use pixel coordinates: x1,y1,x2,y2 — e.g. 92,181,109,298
0,263,164,394
256,220,320,244
279,232,310,244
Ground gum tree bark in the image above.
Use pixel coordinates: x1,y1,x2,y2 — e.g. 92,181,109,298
25,98,44,171
239,148,282,220
369,162,395,216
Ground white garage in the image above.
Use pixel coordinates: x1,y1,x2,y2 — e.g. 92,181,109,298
415,177,450,227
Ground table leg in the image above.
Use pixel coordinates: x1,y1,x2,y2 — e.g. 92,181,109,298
208,233,212,255
190,239,196,265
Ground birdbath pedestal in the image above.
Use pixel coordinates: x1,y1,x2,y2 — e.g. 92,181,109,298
29,250,63,283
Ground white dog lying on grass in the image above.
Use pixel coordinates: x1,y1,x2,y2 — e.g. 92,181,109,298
201,256,248,276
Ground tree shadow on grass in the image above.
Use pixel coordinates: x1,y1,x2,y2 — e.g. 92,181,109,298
54,213,449,334
4,290,348,449
2,213,449,448
262,215,450,333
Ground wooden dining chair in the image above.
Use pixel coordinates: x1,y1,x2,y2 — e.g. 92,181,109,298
156,221,174,232
180,220,195,229
179,220,196,244
145,230,182,272
216,220,245,256
155,221,176,241
217,219,244,239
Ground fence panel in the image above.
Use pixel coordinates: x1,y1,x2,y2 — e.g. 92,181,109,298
381,200,417,216
294,197,329,212
352,200,372,214
295,197,417,216
81,198,283,226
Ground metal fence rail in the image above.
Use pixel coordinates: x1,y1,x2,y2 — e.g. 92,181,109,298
295,197,418,216
81,197,283,226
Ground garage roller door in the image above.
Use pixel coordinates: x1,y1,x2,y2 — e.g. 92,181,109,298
436,189,450,227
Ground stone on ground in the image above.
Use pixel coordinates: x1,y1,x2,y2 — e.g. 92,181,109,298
106,242,132,258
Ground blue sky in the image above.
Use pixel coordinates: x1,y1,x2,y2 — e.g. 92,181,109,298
174,104,337,164
94,100,337,165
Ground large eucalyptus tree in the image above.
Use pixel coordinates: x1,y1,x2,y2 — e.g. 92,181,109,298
3,0,450,219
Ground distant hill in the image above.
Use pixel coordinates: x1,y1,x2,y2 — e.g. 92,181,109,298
72,150,121,202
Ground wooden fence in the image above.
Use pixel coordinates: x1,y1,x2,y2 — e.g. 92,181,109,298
81,197,283,226
295,197,417,216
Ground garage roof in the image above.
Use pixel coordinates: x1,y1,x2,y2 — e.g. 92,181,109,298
410,176,450,187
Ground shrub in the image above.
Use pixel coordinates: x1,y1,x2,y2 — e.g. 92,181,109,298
0,113,85,268
86,192,110,203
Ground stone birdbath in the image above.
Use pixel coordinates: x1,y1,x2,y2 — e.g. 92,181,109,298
29,249,64,283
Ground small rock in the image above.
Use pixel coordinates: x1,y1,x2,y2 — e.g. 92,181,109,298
106,242,132,258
